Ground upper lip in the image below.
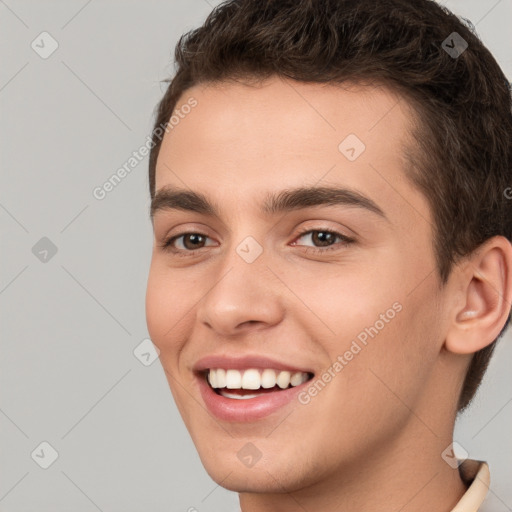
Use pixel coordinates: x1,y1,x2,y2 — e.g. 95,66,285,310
193,354,314,374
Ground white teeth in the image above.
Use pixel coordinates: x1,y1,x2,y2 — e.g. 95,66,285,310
261,368,277,388
241,369,261,390
225,369,242,389
290,371,309,386
219,391,261,399
216,368,226,388
209,369,217,388
207,368,311,390
276,371,291,389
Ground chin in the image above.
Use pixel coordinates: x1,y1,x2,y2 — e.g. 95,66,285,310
203,463,296,493
196,445,316,495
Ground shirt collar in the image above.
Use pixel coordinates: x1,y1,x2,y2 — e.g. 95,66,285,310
450,459,490,512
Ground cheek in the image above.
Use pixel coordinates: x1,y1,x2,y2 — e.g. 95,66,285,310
145,263,189,350
343,289,441,412
288,260,394,338
145,268,169,343
308,266,440,416
305,304,438,461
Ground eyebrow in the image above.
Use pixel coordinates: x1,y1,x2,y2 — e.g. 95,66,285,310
150,185,387,221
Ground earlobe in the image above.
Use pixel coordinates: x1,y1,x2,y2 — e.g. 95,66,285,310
445,236,512,355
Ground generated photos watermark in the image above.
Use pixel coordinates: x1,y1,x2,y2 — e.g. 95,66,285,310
92,96,198,200
298,301,403,405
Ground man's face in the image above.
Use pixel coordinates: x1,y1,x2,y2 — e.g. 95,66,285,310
146,77,452,492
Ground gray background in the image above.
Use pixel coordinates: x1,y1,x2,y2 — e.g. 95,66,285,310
0,1,511,511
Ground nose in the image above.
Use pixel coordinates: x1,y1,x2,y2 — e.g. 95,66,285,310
197,249,285,337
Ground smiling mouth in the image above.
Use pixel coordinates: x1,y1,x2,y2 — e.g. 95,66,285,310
202,368,315,399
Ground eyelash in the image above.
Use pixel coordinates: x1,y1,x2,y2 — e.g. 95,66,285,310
159,227,354,258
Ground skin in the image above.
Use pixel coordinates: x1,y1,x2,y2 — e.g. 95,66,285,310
145,76,512,512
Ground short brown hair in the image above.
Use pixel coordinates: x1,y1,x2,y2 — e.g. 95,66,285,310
148,0,512,413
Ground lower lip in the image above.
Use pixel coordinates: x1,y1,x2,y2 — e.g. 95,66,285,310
197,373,311,422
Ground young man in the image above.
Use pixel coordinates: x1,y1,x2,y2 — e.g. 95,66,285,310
145,0,512,510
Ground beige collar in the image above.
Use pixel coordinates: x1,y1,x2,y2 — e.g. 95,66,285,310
451,459,490,512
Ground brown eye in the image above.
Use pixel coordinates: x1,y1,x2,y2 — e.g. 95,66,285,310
310,231,337,247
180,233,207,250
161,232,216,253
293,229,354,249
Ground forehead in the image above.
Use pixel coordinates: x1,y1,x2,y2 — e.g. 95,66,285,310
154,77,430,224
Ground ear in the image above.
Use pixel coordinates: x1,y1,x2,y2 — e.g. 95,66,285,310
444,236,512,355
